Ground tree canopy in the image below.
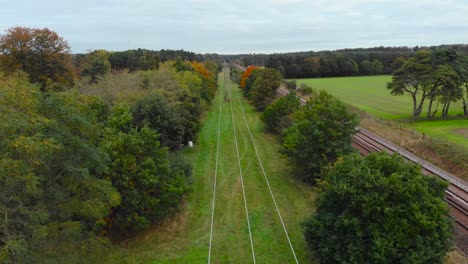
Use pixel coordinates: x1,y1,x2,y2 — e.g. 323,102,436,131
0,27,75,90
304,153,452,264
280,90,358,182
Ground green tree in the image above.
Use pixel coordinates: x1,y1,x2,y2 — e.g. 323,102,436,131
371,59,384,75
0,27,75,90
387,50,432,118
78,49,111,83
359,60,373,75
100,105,189,232
131,92,187,150
304,153,452,264
250,68,283,111
261,92,300,133
0,72,120,261
281,91,358,182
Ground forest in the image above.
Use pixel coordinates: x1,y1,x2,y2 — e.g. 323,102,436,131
226,45,468,78
0,26,219,262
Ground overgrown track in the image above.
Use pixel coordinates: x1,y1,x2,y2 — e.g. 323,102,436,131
277,85,468,253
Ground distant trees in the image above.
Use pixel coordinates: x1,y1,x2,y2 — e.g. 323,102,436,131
0,26,75,90
304,153,452,264
280,91,358,183
229,46,419,78
108,49,159,72
77,49,111,83
387,48,468,118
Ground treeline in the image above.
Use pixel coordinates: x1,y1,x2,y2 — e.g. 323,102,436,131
226,44,468,78
0,26,219,262
231,66,452,263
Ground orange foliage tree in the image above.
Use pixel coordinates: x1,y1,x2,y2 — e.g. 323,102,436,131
240,66,259,89
0,26,75,90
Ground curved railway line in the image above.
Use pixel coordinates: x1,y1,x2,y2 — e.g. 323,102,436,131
277,84,468,252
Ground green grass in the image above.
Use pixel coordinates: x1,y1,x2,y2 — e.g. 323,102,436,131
114,70,317,263
296,76,468,147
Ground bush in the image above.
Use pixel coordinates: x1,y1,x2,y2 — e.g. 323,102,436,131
298,83,314,95
261,92,300,133
100,104,189,232
285,80,297,90
304,153,453,264
281,91,358,182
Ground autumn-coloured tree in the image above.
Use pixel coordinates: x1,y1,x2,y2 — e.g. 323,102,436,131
190,61,218,102
239,66,259,89
0,27,75,90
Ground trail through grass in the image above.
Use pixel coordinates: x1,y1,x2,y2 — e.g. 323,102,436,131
115,70,317,263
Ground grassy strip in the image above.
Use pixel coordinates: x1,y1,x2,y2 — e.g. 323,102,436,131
112,71,317,263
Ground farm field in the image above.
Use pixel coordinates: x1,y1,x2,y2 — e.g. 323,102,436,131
296,76,468,148
115,70,317,263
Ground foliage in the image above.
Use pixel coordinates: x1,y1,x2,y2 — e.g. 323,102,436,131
131,92,188,150
281,91,358,182
261,92,300,133
100,105,189,232
249,68,283,111
387,48,467,119
304,153,452,264
76,49,111,83
239,65,259,89
298,83,314,95
0,27,75,90
108,49,159,72
285,80,297,90
0,72,120,262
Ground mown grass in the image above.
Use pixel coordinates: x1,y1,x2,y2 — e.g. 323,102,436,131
295,76,468,148
113,70,317,263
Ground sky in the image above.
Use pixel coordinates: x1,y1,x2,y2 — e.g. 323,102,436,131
1,0,468,54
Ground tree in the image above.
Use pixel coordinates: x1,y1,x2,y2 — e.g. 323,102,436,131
261,92,300,133
100,105,189,232
359,60,373,75
0,27,75,90
281,91,358,182
0,72,120,261
131,92,187,150
371,59,384,75
78,49,111,83
387,50,432,118
249,68,283,111
303,56,321,77
239,65,259,89
304,153,452,264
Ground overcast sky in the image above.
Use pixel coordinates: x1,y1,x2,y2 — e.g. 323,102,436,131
1,0,468,54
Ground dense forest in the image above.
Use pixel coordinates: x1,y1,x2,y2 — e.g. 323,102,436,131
225,44,468,78
0,26,220,262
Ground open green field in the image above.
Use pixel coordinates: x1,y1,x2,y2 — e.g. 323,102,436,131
296,76,468,148
115,70,317,263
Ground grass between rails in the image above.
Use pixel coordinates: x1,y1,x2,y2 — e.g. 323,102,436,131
295,76,468,149
113,70,317,263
